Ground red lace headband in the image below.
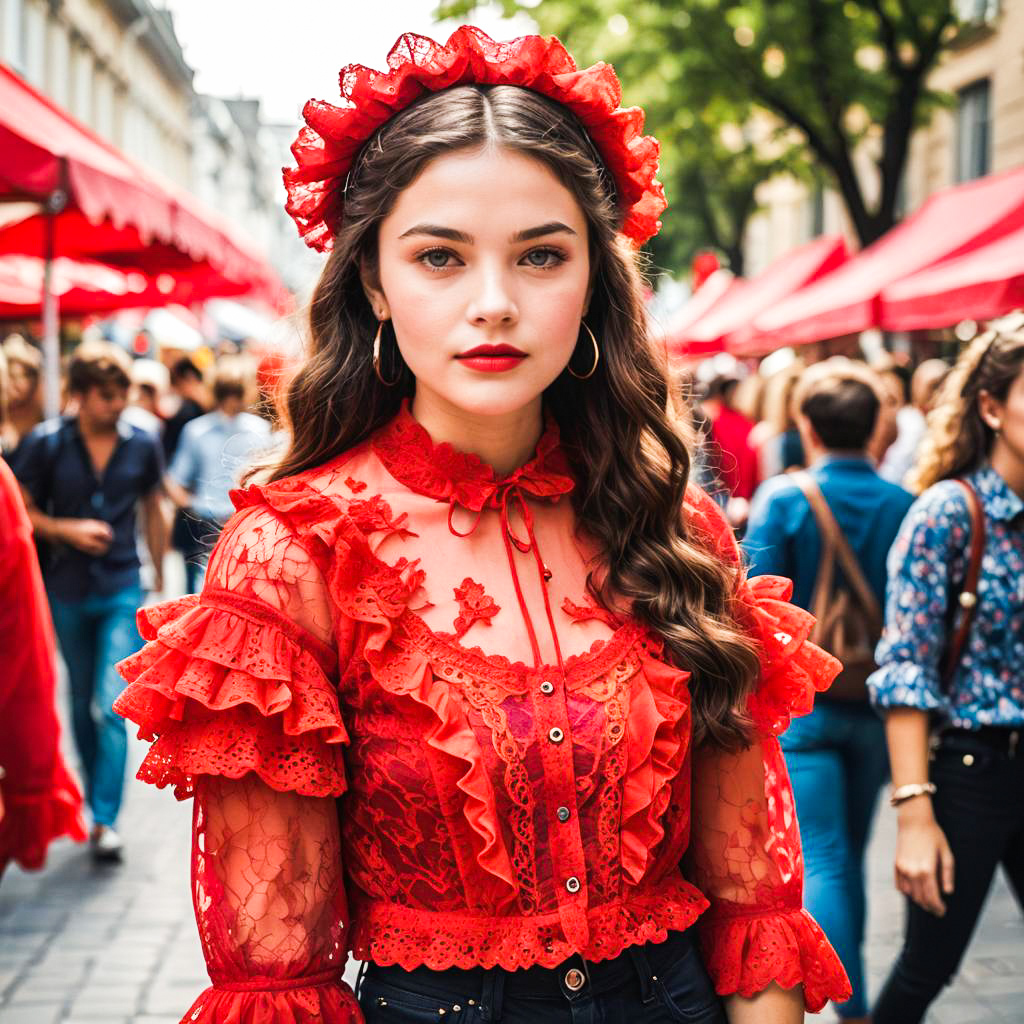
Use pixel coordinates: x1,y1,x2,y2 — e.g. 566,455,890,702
283,26,666,253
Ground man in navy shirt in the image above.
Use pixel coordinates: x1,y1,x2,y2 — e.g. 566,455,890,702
12,341,167,861
744,359,914,1023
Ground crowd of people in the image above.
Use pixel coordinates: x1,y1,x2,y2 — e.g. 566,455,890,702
0,333,278,861
694,334,1024,1023
0,321,1021,1024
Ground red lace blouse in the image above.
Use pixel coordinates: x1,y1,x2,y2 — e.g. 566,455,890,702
115,404,850,1023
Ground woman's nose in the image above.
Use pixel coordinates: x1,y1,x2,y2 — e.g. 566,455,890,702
467,265,518,326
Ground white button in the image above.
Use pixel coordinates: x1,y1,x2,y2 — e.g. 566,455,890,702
540,681,554,695
549,727,564,744
565,876,581,893
557,806,570,822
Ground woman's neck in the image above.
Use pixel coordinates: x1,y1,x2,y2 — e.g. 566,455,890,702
989,442,1024,500
410,390,544,476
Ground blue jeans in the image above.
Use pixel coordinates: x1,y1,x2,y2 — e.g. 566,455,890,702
357,927,725,1023
48,584,144,827
781,700,889,1018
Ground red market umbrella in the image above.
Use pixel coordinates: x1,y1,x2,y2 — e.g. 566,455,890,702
0,62,287,410
0,254,269,319
670,234,850,357
878,222,1024,330
749,165,1024,349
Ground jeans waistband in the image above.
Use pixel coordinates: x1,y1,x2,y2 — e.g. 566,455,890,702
938,724,1022,759
362,926,696,1004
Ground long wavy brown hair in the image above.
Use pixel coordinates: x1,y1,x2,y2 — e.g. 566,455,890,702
909,329,1024,494
265,85,760,749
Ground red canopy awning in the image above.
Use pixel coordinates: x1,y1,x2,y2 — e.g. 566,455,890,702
662,270,740,353
0,254,273,320
878,222,1024,330
0,62,285,305
670,234,850,357
749,166,1024,347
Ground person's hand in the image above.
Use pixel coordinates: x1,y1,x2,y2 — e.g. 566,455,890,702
151,569,164,596
59,519,114,556
894,799,954,916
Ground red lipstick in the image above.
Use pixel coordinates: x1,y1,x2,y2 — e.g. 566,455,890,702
455,343,527,373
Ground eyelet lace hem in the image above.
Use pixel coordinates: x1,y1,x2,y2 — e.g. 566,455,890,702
349,877,710,971
180,978,362,1024
699,905,853,1013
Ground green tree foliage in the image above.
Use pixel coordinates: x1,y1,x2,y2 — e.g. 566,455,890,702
437,1,961,275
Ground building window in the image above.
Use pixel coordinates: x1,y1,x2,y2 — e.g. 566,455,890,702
954,0,1000,23
22,0,45,88
956,79,991,182
1,0,25,70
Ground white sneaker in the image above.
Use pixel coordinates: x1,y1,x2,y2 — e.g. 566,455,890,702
90,825,124,862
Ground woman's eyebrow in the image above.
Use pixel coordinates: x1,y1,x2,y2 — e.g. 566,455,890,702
397,222,578,244
398,224,473,243
511,222,577,243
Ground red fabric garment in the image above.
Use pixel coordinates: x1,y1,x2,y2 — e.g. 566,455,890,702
708,406,760,500
0,458,87,873
115,402,850,1020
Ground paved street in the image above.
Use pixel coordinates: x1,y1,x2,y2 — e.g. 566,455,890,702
2,617,1022,1024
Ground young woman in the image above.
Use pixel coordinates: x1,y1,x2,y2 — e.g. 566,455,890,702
114,27,849,1024
870,330,1024,1024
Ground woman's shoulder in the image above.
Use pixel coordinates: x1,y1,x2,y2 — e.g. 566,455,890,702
908,477,973,527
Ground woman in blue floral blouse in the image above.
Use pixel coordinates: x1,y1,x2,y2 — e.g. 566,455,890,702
869,329,1024,1024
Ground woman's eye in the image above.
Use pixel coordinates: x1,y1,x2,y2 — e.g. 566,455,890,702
417,248,459,270
521,247,567,269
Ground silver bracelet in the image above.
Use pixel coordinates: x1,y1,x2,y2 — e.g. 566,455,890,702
890,782,937,807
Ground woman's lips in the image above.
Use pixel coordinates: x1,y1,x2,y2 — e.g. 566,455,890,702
456,345,527,373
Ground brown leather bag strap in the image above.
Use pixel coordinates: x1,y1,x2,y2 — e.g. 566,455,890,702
792,471,883,633
940,479,985,690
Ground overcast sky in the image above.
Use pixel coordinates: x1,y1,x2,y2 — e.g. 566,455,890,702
159,1,538,125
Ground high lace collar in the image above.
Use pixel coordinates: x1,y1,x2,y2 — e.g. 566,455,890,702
371,401,575,513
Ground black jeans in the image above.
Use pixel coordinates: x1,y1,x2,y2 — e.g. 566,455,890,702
356,926,726,1024
873,726,1024,1024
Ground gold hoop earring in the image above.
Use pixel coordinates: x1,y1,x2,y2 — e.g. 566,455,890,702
568,321,600,380
373,319,401,387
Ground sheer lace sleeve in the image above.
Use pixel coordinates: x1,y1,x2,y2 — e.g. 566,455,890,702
183,774,361,1023
114,508,362,1023
686,488,851,1011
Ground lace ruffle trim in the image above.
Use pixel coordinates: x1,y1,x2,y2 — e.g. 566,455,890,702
114,595,348,800
0,759,87,872
619,648,691,885
739,575,843,736
181,977,362,1024
699,905,852,1013
284,26,665,252
349,877,709,971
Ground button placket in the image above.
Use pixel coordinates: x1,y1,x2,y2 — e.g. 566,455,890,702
531,668,589,948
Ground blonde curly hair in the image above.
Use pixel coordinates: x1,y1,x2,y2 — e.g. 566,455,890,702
908,329,1024,494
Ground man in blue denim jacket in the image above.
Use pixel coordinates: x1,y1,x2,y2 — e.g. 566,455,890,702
743,358,915,1023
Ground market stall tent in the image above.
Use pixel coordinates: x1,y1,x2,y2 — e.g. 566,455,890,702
669,234,850,357
748,165,1024,349
878,222,1024,330
0,62,285,410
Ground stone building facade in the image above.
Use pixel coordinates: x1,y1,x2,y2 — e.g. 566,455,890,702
742,0,1023,276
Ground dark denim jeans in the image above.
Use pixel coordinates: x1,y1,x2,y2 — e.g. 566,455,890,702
780,699,889,1018
873,726,1024,1024
357,927,725,1024
49,583,144,827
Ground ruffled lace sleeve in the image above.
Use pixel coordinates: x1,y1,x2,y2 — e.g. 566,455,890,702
685,488,851,1012
114,507,362,1024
